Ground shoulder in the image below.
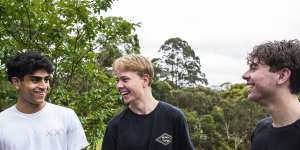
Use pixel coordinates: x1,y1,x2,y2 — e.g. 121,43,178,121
45,103,80,123
46,103,75,115
254,117,272,134
159,101,184,114
0,106,16,129
158,101,185,119
107,108,128,128
0,106,15,120
256,117,272,128
47,103,85,132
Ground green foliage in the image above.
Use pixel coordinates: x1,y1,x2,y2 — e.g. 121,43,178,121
216,84,267,149
0,69,16,111
151,80,173,100
153,37,207,87
0,0,139,149
199,114,231,150
157,83,268,150
96,16,140,67
168,87,220,115
0,1,270,150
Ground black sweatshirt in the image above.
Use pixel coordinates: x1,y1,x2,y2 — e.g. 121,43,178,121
102,101,195,150
251,117,300,150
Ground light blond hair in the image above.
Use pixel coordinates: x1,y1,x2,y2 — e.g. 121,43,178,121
112,54,154,85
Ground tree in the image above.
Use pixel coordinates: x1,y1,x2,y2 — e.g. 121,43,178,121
167,87,219,115
216,84,267,149
199,114,231,150
0,0,139,149
153,37,207,87
96,16,140,67
151,80,173,100
158,83,267,149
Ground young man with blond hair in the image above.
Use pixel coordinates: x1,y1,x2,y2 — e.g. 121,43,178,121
102,54,195,150
242,40,300,150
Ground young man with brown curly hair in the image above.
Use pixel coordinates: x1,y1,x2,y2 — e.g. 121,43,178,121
0,51,88,150
242,39,300,150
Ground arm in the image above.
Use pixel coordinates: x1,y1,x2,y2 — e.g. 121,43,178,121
66,110,89,150
174,110,195,150
101,123,117,150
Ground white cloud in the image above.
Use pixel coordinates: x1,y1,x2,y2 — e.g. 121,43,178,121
105,0,300,86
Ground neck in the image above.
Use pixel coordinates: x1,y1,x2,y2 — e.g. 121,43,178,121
129,93,158,115
16,98,46,114
264,94,300,127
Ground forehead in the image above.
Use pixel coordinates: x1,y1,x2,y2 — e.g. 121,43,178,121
248,58,271,71
248,57,266,65
28,69,50,77
114,70,139,78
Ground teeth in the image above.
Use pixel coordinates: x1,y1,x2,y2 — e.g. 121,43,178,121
119,88,130,95
121,91,130,95
34,91,46,95
35,92,46,94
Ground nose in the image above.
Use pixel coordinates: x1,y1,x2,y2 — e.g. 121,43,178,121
242,70,250,81
38,80,49,89
116,80,124,88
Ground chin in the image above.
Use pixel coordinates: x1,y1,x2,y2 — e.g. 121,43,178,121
122,98,131,104
122,97,136,105
247,95,261,102
32,99,46,105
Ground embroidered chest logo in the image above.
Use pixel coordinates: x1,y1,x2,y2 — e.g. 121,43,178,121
46,128,64,136
155,133,173,146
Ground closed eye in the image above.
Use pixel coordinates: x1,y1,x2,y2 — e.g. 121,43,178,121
249,63,258,71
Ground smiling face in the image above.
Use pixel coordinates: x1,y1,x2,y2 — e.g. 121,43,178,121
115,71,149,105
12,69,50,108
242,58,279,103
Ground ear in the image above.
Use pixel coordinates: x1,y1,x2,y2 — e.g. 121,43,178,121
142,74,150,88
277,68,291,85
11,77,21,90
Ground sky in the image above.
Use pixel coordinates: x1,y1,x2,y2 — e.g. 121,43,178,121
104,0,300,86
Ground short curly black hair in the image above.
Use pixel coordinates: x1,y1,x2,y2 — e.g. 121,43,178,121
247,39,300,94
5,51,54,82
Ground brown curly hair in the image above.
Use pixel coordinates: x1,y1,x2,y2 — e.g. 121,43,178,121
247,39,300,94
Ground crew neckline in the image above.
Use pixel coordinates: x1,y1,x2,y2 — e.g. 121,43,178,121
128,101,161,117
271,118,300,132
13,102,48,119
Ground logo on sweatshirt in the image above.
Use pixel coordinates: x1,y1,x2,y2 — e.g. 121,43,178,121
156,133,173,146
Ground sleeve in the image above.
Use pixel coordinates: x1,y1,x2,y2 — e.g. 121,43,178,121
174,110,195,150
101,123,117,150
66,110,89,150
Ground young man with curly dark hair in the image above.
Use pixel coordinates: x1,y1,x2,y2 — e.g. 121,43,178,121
101,54,195,150
242,39,300,150
0,51,88,150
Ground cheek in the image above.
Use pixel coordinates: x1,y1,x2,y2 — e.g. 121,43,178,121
19,90,32,98
130,83,143,91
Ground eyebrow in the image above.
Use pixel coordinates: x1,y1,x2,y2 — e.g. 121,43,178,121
249,62,259,69
30,75,51,80
116,75,130,80
30,75,50,78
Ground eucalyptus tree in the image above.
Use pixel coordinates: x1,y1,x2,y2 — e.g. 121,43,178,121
153,37,207,87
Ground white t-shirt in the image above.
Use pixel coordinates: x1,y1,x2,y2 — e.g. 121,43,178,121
0,103,89,150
